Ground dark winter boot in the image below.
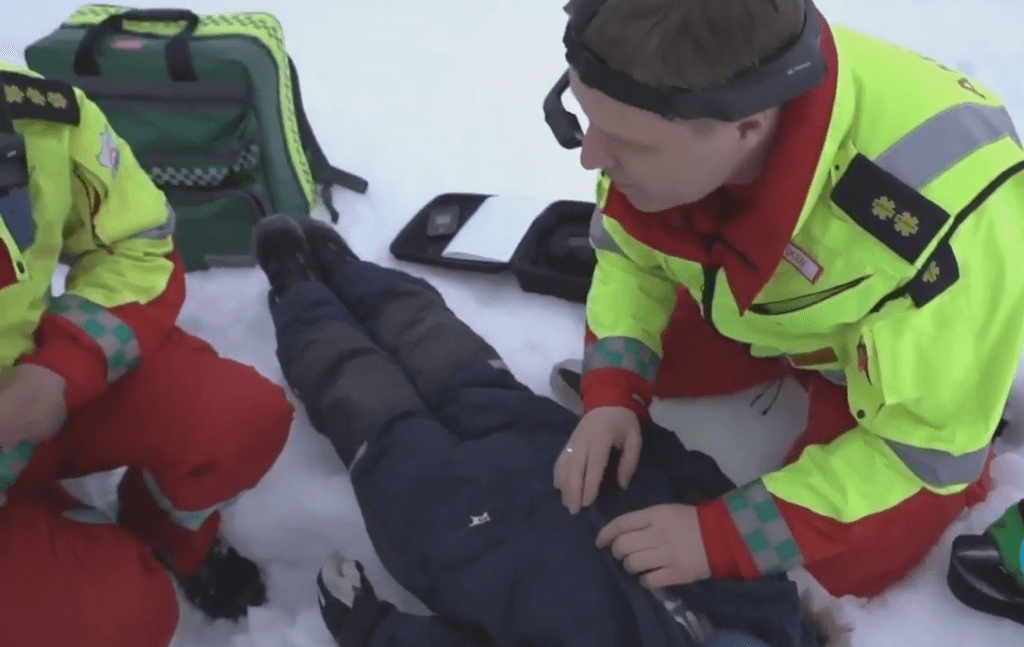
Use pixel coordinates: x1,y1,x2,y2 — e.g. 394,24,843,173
253,214,322,300
176,538,269,621
948,499,1024,624
299,217,359,281
317,552,393,646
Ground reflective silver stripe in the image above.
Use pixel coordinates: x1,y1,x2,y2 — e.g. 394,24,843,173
589,206,624,255
724,480,803,575
583,336,660,384
132,204,177,240
48,294,140,382
876,104,1021,191
884,439,990,488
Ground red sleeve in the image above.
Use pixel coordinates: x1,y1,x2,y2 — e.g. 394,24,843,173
580,327,651,420
20,247,186,412
698,484,971,598
581,368,651,420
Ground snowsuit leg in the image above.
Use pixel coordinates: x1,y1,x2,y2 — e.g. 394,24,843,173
319,261,517,404
272,266,812,647
12,327,294,576
271,279,509,647
270,279,435,467
0,485,179,647
314,260,576,450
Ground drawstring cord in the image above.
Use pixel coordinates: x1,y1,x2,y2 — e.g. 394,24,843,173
750,378,785,416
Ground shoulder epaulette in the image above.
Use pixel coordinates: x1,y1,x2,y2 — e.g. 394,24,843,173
0,71,80,125
831,154,949,264
908,241,960,307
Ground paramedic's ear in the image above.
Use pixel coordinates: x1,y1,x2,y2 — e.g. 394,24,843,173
737,109,777,140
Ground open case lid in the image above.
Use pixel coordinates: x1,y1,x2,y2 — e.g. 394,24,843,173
389,193,510,274
390,192,598,303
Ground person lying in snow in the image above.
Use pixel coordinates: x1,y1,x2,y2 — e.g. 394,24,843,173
254,213,837,647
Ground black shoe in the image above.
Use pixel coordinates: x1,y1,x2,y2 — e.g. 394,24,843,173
176,539,269,622
298,217,359,282
948,499,1024,625
317,552,392,646
253,214,321,299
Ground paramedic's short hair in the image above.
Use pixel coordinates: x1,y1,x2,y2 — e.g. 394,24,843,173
583,0,807,90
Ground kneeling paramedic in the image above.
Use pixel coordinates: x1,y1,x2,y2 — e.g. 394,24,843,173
0,62,292,646
546,0,1024,599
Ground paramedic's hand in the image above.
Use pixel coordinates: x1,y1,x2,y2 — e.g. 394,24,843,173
0,364,67,447
554,406,642,514
596,503,711,589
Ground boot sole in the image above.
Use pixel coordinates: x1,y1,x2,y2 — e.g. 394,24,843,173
948,556,1024,625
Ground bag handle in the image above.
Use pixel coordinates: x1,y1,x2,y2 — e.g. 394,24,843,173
73,9,201,81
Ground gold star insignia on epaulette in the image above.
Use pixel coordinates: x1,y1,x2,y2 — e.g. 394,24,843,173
894,212,920,237
25,87,45,106
831,155,950,264
0,72,81,125
47,92,68,109
909,243,959,307
4,85,24,103
872,196,896,220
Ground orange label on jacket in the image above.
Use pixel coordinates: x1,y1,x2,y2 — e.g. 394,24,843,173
787,347,838,367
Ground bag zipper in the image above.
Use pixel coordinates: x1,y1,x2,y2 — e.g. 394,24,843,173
69,76,251,107
165,186,267,221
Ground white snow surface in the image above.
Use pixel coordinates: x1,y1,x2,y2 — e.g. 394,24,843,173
4,1,1024,645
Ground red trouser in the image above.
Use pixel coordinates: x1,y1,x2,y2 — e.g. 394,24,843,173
655,291,991,597
0,329,293,647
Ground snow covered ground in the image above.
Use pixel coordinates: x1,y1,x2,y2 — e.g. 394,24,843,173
4,1,1024,645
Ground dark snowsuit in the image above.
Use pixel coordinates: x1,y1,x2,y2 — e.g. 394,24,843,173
270,259,823,647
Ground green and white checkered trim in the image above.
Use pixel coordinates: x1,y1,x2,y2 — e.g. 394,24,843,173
0,441,35,494
724,480,804,575
48,294,140,382
583,336,660,384
143,470,243,532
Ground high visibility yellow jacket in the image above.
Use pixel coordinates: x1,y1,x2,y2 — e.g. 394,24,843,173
582,21,1024,596
0,62,183,412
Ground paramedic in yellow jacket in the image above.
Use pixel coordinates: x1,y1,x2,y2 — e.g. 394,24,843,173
0,63,292,646
550,0,1024,598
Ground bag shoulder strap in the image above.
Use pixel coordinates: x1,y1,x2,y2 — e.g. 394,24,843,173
287,56,368,222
